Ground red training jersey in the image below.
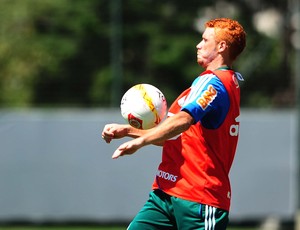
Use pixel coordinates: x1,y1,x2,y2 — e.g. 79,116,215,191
152,69,242,211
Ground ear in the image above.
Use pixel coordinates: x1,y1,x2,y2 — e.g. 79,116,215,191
218,41,227,52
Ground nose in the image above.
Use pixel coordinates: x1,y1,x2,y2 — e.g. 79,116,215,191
196,42,201,49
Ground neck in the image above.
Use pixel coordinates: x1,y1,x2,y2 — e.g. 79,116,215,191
206,63,232,71
216,65,231,70
205,61,232,71
205,54,232,71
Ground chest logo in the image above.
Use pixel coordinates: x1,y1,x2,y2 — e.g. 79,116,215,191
197,85,217,110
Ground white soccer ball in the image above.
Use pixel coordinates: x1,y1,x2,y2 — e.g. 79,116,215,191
120,83,167,130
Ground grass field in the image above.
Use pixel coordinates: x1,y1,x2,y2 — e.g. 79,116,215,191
0,226,259,230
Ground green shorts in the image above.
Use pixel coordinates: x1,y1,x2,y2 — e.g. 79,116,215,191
127,189,229,230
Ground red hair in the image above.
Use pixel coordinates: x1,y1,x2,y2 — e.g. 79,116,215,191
205,18,246,60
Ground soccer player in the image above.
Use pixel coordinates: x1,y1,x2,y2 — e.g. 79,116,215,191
102,18,246,229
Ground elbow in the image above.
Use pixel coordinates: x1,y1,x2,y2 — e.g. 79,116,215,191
180,111,194,131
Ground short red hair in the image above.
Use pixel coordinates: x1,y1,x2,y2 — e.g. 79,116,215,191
205,18,246,60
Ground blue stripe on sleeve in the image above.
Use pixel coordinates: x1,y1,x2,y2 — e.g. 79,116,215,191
181,74,230,129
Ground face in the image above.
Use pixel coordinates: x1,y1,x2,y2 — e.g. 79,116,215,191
196,27,219,68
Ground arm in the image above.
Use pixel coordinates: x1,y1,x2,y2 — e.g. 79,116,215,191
102,123,148,143
111,111,194,159
102,123,165,146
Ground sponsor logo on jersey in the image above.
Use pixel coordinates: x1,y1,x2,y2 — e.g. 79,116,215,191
227,191,231,199
229,116,240,136
197,85,217,110
156,170,178,182
232,74,239,88
229,124,239,136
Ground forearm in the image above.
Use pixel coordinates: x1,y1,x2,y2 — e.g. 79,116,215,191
110,111,193,159
126,124,164,146
138,111,193,147
126,125,148,138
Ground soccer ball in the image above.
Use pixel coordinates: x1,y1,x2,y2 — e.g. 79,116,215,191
120,84,167,130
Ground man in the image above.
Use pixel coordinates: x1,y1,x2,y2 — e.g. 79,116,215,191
102,18,246,229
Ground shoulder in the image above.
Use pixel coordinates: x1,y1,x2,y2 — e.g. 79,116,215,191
190,72,227,96
181,72,230,123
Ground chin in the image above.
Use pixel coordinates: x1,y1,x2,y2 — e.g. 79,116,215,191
197,60,204,67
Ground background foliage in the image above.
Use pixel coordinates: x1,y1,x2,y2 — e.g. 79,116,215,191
0,0,297,108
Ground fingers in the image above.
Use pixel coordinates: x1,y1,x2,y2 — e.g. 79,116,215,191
112,142,138,159
102,133,113,143
101,124,139,159
101,124,115,143
112,148,123,159
102,135,112,143
112,143,129,159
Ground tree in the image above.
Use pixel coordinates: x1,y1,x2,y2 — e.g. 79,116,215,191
0,0,295,108
0,0,109,107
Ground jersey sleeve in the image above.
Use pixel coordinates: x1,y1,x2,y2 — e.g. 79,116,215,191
181,73,230,129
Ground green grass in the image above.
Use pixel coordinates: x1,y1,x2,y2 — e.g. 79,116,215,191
0,227,258,230
0,228,123,230
0,228,120,230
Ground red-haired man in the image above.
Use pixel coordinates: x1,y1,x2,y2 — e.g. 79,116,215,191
102,18,246,229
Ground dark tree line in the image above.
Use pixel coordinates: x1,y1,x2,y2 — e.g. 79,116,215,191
0,0,296,108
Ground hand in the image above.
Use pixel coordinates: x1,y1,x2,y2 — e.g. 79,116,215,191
101,124,128,143
112,137,144,159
